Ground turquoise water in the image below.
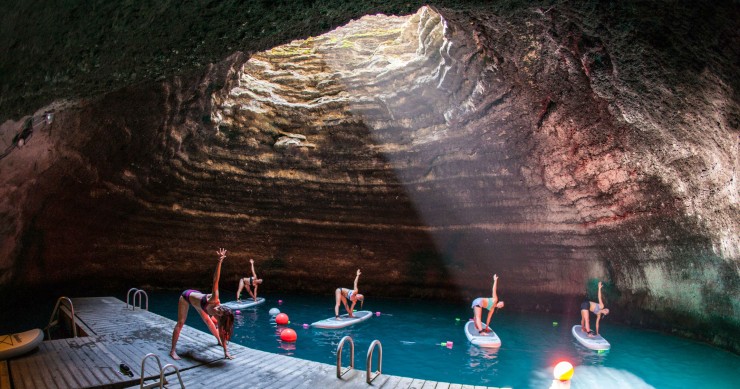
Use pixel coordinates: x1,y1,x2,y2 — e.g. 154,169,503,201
139,291,740,388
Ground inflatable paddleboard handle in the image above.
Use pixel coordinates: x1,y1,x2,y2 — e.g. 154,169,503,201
336,336,355,379
366,339,383,384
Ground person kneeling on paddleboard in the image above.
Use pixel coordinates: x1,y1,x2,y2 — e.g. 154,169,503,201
335,269,364,319
580,281,610,337
471,274,505,335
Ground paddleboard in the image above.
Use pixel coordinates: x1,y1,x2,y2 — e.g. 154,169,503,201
221,297,265,310
311,311,372,329
0,328,44,360
465,321,501,348
572,325,610,350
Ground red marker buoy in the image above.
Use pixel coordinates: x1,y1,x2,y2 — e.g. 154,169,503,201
280,328,297,342
276,313,289,325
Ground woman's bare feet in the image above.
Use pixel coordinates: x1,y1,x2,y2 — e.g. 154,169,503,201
170,351,181,360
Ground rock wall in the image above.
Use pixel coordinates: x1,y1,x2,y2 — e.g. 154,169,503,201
0,3,738,350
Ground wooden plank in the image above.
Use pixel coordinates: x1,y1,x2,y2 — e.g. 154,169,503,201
448,384,463,389
0,360,10,389
9,357,36,389
435,383,451,389
56,338,104,387
421,380,439,389
26,352,58,389
45,340,90,388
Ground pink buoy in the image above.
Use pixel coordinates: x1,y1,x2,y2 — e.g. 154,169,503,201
235,310,241,315
278,299,283,305
375,311,381,316
302,323,309,329
446,341,453,348
280,328,297,342
275,313,289,325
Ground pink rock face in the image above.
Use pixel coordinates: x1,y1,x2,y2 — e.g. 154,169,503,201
0,5,737,351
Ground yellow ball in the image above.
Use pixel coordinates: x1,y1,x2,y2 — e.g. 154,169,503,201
553,361,574,381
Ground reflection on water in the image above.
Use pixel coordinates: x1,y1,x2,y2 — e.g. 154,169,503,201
467,344,500,378
530,366,655,389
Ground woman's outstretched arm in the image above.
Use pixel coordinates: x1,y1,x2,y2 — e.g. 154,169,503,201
597,281,604,309
353,269,361,293
492,274,499,301
250,259,258,279
212,248,227,301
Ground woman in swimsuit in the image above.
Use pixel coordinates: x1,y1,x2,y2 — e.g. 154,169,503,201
335,269,364,319
580,281,609,337
471,274,504,335
236,258,263,302
170,248,235,360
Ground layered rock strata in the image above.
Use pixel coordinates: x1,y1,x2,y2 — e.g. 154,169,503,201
0,5,737,350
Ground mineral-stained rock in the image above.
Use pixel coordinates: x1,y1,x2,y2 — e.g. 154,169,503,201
0,4,737,351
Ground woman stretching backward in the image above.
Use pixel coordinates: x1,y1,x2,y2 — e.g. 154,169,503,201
170,248,235,360
335,269,364,319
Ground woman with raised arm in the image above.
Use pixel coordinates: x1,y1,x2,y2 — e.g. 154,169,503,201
334,269,364,319
236,258,263,302
580,281,610,337
170,248,235,360
471,274,505,335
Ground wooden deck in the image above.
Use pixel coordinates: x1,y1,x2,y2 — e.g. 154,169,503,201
6,297,501,389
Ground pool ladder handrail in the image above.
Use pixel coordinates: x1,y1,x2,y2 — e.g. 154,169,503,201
45,296,77,340
366,339,383,384
126,288,149,310
335,336,383,384
336,336,355,378
139,353,185,389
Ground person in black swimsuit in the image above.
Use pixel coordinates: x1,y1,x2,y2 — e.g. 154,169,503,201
580,281,610,337
170,248,235,360
236,258,263,302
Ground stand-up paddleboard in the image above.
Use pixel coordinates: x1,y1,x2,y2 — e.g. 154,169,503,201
311,311,372,329
465,321,501,348
0,328,44,360
221,297,265,310
572,325,610,350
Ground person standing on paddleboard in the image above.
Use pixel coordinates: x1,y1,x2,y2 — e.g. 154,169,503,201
237,258,263,302
471,274,505,335
580,281,610,337
334,269,364,319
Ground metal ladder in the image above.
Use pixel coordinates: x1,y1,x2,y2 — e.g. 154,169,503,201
335,336,383,384
139,353,185,389
45,296,77,340
126,288,149,310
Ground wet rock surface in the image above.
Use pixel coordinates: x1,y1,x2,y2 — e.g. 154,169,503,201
0,2,738,351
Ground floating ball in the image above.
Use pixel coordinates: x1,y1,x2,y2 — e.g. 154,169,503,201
446,341,453,348
280,328,297,342
455,318,460,321
278,299,283,305
302,323,309,329
553,361,574,381
275,313,289,325
552,321,558,327
269,308,280,315
375,312,381,316
235,310,241,315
